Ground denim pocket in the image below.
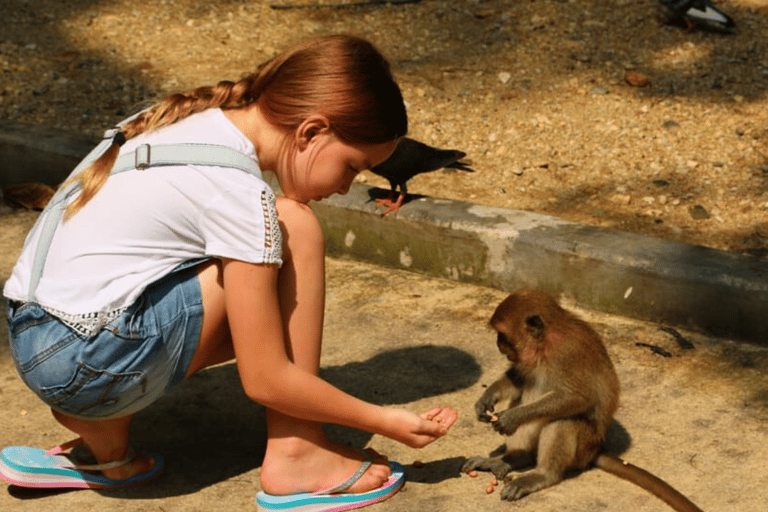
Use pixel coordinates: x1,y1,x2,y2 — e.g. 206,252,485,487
39,362,148,417
7,302,56,337
7,303,79,374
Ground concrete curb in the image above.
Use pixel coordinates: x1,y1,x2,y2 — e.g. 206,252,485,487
2,120,767,344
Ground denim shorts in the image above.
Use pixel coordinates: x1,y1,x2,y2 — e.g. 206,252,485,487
6,261,205,420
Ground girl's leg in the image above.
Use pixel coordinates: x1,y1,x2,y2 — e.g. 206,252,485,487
50,410,156,480
260,198,391,495
189,198,391,495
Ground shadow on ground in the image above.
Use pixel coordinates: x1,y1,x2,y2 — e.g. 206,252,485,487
5,344,480,501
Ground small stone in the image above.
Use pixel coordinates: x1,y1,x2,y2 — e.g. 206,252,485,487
624,70,650,87
689,205,711,220
610,194,632,205
498,72,512,85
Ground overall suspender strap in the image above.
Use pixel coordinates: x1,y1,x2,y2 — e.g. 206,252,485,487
26,139,261,302
111,143,262,176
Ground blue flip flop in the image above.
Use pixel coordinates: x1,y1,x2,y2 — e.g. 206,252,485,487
0,438,164,489
256,451,405,512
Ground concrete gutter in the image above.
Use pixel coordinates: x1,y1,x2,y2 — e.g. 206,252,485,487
2,120,767,344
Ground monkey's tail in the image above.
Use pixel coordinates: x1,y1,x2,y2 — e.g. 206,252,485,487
594,453,704,512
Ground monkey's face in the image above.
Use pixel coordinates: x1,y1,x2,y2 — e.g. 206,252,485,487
495,330,519,363
490,290,554,367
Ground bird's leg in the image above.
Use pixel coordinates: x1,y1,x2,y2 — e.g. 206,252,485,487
375,189,397,208
376,183,407,215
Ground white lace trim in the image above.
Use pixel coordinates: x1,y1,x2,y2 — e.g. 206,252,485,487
261,188,283,266
40,304,126,337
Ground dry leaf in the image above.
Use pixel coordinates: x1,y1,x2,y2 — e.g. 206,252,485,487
3,182,56,210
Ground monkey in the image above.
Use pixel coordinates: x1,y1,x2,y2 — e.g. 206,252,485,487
462,289,704,512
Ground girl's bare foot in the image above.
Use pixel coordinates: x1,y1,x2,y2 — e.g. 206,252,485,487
51,409,156,481
259,438,392,496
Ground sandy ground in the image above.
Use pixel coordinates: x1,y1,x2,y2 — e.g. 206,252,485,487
2,1,767,510
2,207,767,512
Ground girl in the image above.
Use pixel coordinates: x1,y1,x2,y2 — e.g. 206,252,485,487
1,34,457,509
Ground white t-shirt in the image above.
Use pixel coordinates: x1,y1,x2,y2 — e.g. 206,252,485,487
4,108,283,328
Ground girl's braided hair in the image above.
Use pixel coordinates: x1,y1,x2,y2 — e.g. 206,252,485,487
63,34,407,219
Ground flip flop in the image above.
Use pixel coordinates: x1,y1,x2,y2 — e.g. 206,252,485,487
0,438,164,489
256,450,405,512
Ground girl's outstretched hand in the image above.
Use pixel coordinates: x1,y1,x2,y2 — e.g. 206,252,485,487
387,407,459,448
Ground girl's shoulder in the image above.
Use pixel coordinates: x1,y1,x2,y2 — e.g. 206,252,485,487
123,108,256,161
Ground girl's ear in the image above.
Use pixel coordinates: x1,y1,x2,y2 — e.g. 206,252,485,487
296,115,331,150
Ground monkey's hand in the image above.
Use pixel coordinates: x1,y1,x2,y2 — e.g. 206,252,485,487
490,409,523,436
475,403,495,423
475,388,502,422
475,376,519,423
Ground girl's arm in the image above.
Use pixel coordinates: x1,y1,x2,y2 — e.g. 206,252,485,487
221,257,455,448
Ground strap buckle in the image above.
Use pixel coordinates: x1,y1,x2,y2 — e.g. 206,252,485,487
135,144,151,170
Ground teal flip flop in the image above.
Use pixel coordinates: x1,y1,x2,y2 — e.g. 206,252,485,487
256,451,405,512
0,438,164,489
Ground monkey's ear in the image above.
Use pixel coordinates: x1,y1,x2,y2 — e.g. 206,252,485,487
525,314,546,338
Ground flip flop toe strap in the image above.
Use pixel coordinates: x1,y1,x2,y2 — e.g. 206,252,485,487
313,450,373,495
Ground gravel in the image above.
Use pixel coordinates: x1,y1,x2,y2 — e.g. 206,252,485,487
2,0,767,255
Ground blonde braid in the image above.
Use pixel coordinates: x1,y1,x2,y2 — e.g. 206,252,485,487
62,75,259,220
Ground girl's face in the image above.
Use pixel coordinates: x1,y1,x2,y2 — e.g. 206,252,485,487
286,131,397,204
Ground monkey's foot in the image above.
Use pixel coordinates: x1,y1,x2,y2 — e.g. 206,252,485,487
461,456,512,480
500,470,556,501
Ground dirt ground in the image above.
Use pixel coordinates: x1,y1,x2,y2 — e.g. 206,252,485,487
1,208,768,512
1,0,767,255
2,1,768,511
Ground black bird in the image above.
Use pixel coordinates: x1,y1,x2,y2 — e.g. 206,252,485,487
659,0,736,32
369,137,474,215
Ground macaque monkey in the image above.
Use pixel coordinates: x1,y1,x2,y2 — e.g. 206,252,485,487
463,289,703,512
